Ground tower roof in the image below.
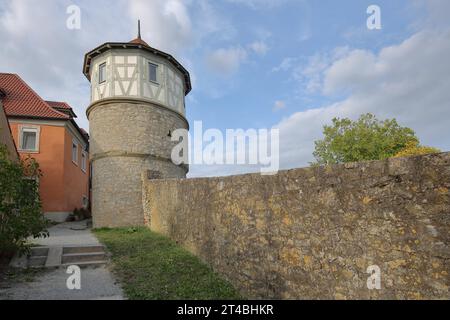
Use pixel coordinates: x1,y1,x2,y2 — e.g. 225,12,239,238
129,19,150,47
129,37,150,46
83,22,192,95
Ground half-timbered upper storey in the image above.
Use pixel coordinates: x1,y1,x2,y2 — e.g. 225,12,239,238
83,34,191,117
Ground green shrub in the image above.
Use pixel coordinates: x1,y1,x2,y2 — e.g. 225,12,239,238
394,141,441,158
79,208,92,220
0,144,49,256
71,208,92,221
73,208,82,221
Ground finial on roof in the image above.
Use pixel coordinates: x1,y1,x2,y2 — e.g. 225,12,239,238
138,20,141,39
129,20,149,47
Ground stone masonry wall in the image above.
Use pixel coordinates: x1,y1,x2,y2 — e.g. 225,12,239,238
89,100,188,228
142,153,450,299
92,156,185,227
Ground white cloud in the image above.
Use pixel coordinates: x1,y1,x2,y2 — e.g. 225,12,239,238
272,48,350,96
225,0,289,10
206,40,270,76
273,100,286,111
272,57,298,73
127,0,193,55
413,0,450,28
193,0,237,43
248,41,269,55
206,47,248,76
0,0,113,131
294,53,331,94
0,0,217,131
274,29,450,169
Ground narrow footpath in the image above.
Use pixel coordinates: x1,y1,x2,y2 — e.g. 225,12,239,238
0,221,124,300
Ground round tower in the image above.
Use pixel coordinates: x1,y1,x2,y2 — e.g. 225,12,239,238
83,24,191,228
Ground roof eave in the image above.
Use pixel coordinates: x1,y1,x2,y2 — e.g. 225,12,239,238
53,107,77,118
6,114,69,121
83,42,192,95
69,118,89,145
7,115,89,144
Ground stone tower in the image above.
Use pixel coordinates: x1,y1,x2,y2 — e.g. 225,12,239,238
83,24,191,228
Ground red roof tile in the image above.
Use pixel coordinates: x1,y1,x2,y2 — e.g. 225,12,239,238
46,100,78,118
0,73,69,119
129,37,150,47
46,100,72,110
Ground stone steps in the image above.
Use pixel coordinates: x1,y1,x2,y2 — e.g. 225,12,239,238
10,244,108,269
31,247,49,257
61,260,108,268
62,252,106,264
63,245,105,255
28,255,47,268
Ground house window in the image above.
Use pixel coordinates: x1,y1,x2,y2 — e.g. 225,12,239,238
81,152,87,173
99,62,106,84
149,62,158,83
72,140,78,165
19,127,39,152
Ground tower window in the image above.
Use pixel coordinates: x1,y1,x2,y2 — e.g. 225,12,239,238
149,62,158,83
99,62,106,84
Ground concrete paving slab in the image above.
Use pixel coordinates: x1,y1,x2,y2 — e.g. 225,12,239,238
0,266,124,300
31,221,99,247
45,247,62,268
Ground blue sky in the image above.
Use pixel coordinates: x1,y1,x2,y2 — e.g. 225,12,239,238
1,0,449,177
189,0,415,128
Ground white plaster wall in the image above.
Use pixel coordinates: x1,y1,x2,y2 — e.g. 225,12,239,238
90,49,186,116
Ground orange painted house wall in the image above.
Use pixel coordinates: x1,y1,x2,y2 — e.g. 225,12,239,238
9,121,89,219
63,128,90,212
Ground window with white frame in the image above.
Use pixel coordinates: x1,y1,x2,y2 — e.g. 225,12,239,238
99,62,106,84
72,140,78,165
19,126,39,152
81,151,87,172
149,62,158,83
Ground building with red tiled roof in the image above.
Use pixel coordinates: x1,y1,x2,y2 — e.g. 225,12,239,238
0,73,69,119
0,88,18,162
0,73,90,222
46,100,77,118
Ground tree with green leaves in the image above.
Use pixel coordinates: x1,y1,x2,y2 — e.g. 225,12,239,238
312,113,439,165
394,141,441,158
0,144,49,256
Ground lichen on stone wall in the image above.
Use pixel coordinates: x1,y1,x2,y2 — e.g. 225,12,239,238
142,153,450,299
